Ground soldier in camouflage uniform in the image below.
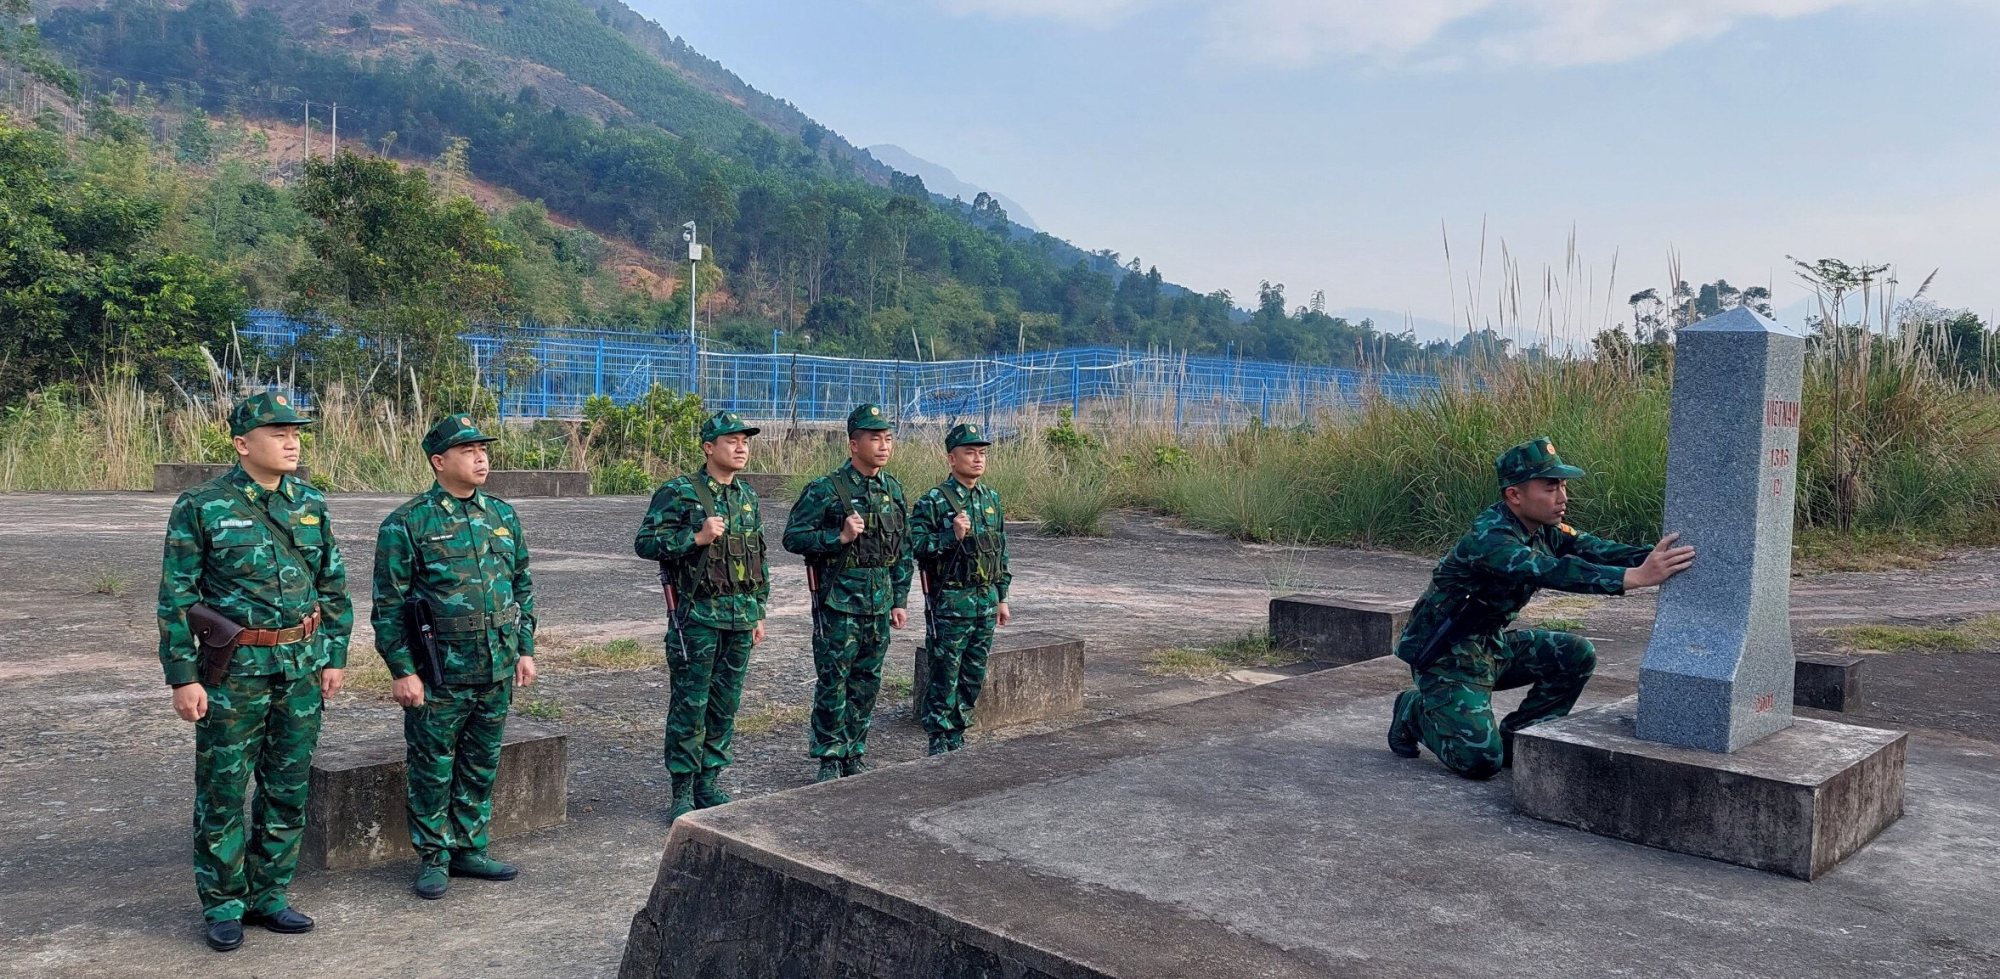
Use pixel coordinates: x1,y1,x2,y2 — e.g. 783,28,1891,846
911,423,1012,756
1388,438,1694,780
157,392,353,952
372,415,537,900
634,411,770,821
783,404,914,783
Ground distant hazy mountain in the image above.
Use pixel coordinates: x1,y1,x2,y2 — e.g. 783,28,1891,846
867,144,1041,232
1329,308,1462,344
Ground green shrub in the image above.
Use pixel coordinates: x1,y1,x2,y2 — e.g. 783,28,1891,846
593,458,651,495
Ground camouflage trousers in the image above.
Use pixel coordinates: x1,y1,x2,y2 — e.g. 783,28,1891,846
809,608,892,759
920,613,995,736
192,671,324,922
664,621,753,776
1396,628,1595,780
404,679,511,866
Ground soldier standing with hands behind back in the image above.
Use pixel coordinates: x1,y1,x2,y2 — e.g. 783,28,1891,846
157,393,353,952
911,423,1012,756
784,404,914,783
372,415,536,900
634,411,770,822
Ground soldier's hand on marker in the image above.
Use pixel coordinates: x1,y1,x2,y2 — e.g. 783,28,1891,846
997,602,1011,627
173,683,208,722
516,656,537,689
392,674,427,708
891,608,909,630
694,516,726,546
1626,533,1697,590
839,512,866,545
320,668,345,699
952,511,972,540
752,622,766,645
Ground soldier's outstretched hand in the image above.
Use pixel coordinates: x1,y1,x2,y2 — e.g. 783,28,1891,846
1626,533,1696,590
173,683,207,722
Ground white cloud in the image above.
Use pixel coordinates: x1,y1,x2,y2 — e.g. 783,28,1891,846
936,0,1880,67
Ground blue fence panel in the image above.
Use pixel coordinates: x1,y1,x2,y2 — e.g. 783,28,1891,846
236,311,1445,427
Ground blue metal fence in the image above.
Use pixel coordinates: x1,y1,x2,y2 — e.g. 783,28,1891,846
239,311,1444,429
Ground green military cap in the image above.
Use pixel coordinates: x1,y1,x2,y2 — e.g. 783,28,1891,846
701,410,760,443
846,403,892,435
228,391,312,437
1495,437,1587,489
422,413,500,457
945,422,991,450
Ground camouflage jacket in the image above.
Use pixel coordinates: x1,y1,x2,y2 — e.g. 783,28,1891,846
372,484,536,685
634,467,770,631
1394,502,1653,664
910,478,1011,618
782,461,914,616
156,466,354,686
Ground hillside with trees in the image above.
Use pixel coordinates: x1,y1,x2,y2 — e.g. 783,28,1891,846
30,0,1450,369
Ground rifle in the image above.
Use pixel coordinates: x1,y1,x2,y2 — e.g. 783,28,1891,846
401,595,449,690
659,562,694,666
1407,593,1473,674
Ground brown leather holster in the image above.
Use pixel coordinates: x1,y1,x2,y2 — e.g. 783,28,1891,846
187,604,244,688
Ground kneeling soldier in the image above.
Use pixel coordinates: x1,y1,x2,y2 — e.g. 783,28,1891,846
634,411,770,821
784,404,913,783
911,423,1012,756
372,415,537,899
157,393,353,952
1388,438,1695,779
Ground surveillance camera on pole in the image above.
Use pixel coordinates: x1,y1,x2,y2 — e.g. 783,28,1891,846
683,221,700,346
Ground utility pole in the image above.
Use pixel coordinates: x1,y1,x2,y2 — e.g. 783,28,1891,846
301,101,311,166
330,103,338,159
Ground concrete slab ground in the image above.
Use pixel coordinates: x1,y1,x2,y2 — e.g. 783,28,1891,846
627,658,2000,979
3,491,1999,978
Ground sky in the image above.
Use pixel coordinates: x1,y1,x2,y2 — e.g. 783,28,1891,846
628,1,1999,339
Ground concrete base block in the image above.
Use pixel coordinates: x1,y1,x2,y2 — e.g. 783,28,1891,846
302,722,568,871
154,463,310,493
1795,653,1865,712
483,470,590,498
737,473,791,499
912,630,1083,730
1268,594,1407,665
1513,696,1906,880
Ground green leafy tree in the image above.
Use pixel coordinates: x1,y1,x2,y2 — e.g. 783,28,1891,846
285,150,513,389
0,121,243,403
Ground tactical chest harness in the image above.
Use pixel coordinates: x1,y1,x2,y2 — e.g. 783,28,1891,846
827,469,906,571
680,475,768,598
928,481,1003,591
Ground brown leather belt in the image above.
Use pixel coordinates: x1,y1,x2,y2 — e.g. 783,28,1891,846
238,611,322,648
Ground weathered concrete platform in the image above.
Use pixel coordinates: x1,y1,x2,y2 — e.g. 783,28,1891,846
302,722,569,871
154,463,311,492
912,630,1085,730
1269,594,1408,664
621,658,2000,979
484,469,590,498
1513,697,1907,879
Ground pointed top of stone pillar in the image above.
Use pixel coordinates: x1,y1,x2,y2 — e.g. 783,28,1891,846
1681,306,1805,337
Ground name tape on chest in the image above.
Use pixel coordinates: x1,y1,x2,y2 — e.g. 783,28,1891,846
217,518,254,529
